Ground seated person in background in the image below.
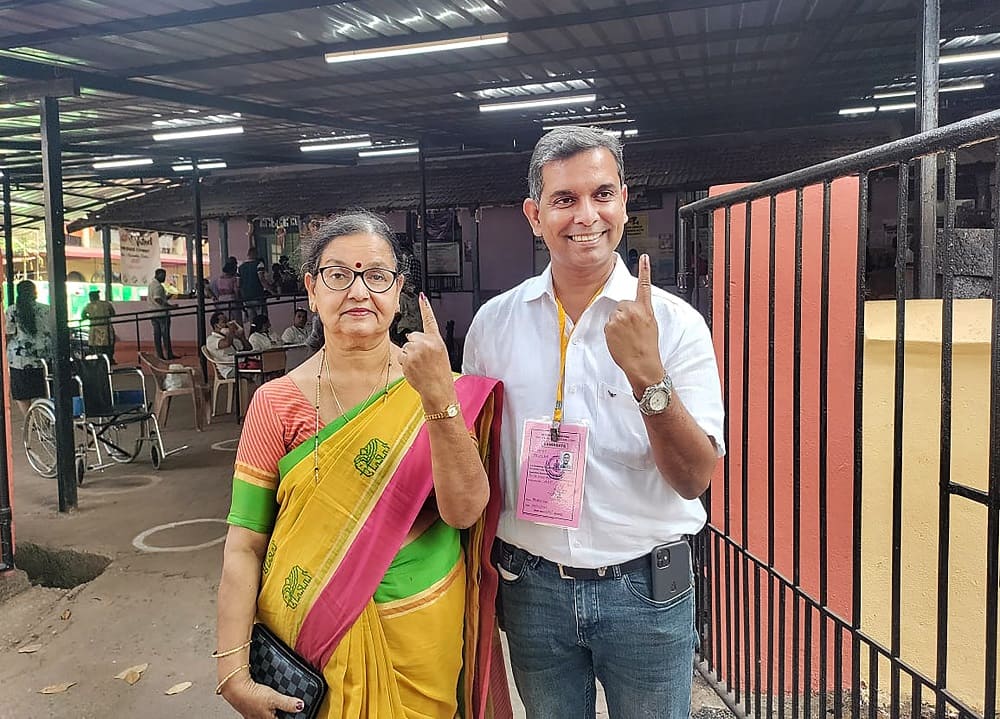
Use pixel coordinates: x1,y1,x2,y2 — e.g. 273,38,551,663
247,314,276,351
280,308,309,345
206,311,248,378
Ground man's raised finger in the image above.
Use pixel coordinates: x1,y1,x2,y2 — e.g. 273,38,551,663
635,254,652,307
418,292,441,336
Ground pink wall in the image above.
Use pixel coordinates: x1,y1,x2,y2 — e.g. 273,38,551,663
710,179,859,690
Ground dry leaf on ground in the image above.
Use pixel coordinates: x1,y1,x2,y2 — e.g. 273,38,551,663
17,644,42,654
114,663,149,685
165,681,192,695
38,682,76,694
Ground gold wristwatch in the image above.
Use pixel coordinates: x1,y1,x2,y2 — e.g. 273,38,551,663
424,402,460,421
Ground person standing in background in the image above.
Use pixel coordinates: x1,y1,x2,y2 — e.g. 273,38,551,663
148,268,179,360
239,246,269,319
81,289,116,362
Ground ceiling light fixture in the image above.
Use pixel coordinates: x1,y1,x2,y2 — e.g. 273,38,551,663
93,158,155,169
358,147,420,158
838,106,878,116
152,125,244,141
879,102,917,112
172,161,228,171
300,138,372,152
325,32,507,64
940,49,1000,65
873,80,986,99
480,93,597,113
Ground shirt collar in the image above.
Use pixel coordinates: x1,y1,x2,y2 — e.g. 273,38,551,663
522,254,635,304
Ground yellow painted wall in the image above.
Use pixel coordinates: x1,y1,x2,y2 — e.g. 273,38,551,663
862,299,996,712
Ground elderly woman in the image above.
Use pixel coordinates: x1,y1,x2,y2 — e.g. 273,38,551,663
215,212,510,719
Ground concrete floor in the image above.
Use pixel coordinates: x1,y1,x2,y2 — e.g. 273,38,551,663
0,374,730,718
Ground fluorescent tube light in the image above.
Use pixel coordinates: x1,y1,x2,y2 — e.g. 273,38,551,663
301,139,372,152
325,32,507,64
940,49,1000,65
838,106,877,116
480,93,597,113
153,125,244,141
172,162,227,171
941,81,986,92
873,89,915,99
873,80,985,99
358,147,420,158
93,158,154,169
879,102,917,111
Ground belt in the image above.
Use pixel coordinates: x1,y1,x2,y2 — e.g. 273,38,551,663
497,540,649,581
553,554,649,581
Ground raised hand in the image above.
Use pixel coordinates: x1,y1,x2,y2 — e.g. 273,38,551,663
604,254,664,395
399,293,457,408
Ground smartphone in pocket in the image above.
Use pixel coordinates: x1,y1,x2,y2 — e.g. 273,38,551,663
650,540,692,602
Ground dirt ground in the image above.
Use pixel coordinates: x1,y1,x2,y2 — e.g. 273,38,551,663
0,375,729,719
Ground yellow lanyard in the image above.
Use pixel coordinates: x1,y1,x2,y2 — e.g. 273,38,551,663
552,289,602,440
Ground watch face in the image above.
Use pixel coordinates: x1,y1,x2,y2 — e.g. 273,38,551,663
648,389,669,412
446,405,459,418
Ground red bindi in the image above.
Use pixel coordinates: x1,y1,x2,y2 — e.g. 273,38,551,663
355,262,362,269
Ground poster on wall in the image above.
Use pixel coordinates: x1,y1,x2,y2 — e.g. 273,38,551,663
119,231,161,286
413,242,462,277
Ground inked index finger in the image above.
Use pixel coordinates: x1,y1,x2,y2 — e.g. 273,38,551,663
418,292,441,336
636,254,652,307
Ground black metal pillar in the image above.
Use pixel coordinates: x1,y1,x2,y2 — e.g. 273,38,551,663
472,206,482,312
219,216,229,263
2,172,13,306
185,231,195,295
193,164,207,381
40,96,76,511
101,225,112,300
0,315,13,570
419,139,429,297
916,0,940,298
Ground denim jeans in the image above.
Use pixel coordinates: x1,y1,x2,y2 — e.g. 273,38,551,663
496,542,696,719
150,315,173,359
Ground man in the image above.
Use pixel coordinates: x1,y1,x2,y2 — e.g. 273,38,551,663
238,246,269,318
147,268,179,360
206,311,248,379
463,126,724,719
81,289,116,362
280,308,309,345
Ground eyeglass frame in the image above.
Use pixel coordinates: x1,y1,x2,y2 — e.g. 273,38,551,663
314,264,401,294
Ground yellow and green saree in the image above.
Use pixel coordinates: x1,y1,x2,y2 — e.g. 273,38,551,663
229,374,511,719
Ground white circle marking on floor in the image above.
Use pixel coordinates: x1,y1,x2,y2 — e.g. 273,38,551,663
78,473,162,495
211,439,239,452
132,518,228,553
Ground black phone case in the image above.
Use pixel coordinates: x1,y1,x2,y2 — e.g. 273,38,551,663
650,540,692,602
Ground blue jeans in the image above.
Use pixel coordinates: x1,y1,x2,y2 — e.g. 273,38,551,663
496,542,696,719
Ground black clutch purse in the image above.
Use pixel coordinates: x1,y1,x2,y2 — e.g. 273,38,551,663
249,622,328,719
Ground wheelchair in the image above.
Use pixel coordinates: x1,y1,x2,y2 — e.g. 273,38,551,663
22,355,187,485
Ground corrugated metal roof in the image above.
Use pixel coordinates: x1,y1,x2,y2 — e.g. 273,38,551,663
2,0,999,233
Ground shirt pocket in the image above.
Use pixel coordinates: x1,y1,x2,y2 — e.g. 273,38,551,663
596,381,655,470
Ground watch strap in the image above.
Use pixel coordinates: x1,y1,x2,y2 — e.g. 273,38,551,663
424,402,460,421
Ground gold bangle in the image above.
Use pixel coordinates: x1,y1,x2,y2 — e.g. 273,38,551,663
215,663,249,695
211,639,251,658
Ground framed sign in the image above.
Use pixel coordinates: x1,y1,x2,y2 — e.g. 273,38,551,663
414,242,462,277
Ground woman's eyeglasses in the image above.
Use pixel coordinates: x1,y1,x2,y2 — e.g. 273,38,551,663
316,265,399,293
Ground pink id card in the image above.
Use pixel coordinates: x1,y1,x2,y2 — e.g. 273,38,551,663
515,419,589,529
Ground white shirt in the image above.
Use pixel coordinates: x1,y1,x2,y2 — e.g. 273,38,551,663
281,325,308,345
248,331,274,352
206,331,246,379
463,257,725,568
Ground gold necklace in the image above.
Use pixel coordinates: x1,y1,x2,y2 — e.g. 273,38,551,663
322,346,391,420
